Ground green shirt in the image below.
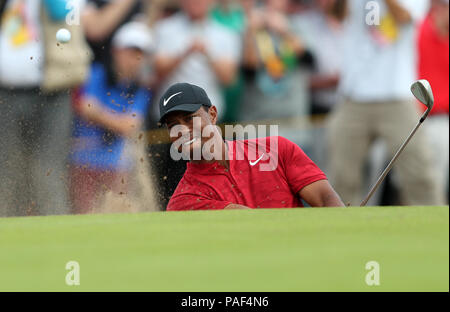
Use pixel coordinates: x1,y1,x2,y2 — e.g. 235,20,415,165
210,5,246,34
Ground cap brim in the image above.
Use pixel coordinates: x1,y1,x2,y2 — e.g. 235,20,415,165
159,103,203,124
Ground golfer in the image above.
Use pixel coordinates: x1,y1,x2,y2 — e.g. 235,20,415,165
160,83,345,210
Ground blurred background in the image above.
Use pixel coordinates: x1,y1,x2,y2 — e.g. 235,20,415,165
0,0,448,216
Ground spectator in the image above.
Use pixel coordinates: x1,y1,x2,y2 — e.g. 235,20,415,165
81,0,144,68
327,0,444,205
418,0,449,202
146,0,180,26
210,0,247,122
293,0,347,115
78,0,148,104
239,0,310,122
152,0,241,122
288,0,313,13
70,21,153,214
0,0,89,217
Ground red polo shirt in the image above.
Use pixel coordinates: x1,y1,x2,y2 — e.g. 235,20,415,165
167,136,327,211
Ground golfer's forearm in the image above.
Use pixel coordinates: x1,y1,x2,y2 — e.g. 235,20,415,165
385,0,412,25
303,190,345,207
82,0,138,41
318,192,345,207
299,180,345,207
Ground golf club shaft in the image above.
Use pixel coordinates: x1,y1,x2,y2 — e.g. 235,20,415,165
360,120,423,206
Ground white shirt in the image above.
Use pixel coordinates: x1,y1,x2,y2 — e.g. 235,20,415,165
339,0,429,102
153,13,241,117
0,0,44,87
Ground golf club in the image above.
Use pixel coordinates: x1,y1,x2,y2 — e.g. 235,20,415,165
360,79,434,206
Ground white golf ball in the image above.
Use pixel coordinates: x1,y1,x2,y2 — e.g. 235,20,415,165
56,28,71,43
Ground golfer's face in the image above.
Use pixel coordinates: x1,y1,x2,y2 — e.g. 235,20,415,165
165,106,217,156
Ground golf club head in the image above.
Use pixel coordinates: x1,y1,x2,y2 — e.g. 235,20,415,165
411,79,434,121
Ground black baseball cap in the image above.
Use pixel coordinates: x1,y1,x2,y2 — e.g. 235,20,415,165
159,83,212,123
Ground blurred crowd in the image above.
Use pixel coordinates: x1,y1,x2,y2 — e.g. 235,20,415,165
0,0,448,216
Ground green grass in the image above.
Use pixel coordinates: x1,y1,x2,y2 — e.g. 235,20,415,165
0,206,448,291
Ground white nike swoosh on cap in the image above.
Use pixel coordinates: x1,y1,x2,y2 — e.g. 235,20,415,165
249,153,265,166
163,92,182,107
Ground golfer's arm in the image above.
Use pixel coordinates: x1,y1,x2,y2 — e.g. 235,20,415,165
78,97,142,137
299,180,345,207
385,0,413,25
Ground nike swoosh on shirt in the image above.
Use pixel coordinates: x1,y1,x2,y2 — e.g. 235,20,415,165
249,153,265,166
163,92,182,106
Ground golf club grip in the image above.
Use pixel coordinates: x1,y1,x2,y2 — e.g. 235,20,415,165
360,121,423,206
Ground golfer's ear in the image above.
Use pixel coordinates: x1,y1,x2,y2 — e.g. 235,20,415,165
209,106,218,125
